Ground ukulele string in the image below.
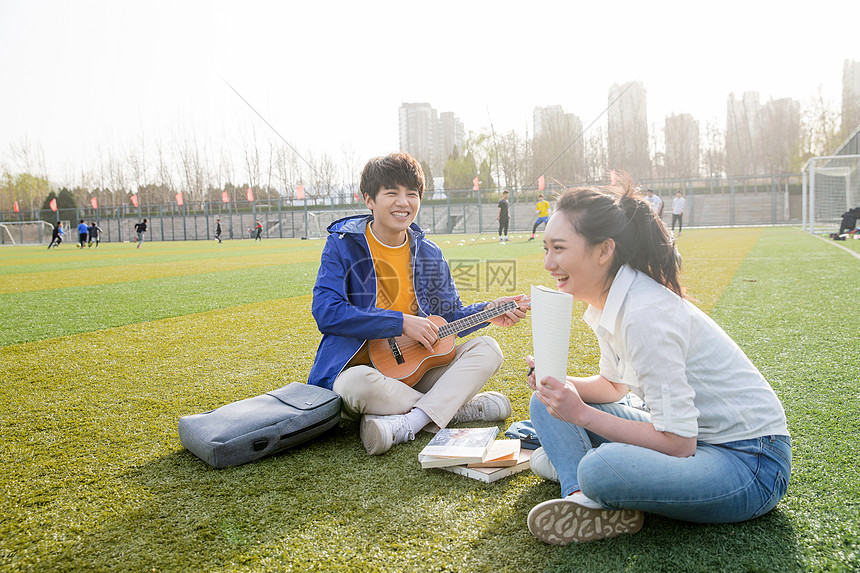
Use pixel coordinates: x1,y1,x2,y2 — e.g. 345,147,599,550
383,301,518,354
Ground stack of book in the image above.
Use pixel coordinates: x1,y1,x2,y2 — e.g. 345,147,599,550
418,427,532,483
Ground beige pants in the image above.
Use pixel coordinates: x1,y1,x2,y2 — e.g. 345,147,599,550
332,336,503,429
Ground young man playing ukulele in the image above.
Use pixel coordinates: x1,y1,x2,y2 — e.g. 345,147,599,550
307,152,529,455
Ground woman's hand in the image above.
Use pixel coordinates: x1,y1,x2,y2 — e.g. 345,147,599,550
525,355,537,391
526,355,589,425
487,294,530,327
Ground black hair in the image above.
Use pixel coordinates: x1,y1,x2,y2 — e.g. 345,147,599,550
554,177,682,296
360,152,424,201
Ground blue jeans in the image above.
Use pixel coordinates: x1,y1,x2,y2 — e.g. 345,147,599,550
529,393,791,523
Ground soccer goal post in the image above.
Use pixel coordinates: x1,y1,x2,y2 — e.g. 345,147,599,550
0,220,59,245
802,155,860,234
306,212,324,239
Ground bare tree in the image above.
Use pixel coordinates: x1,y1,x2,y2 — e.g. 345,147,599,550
9,137,48,213
665,113,701,179
274,143,299,202
799,88,842,162
177,134,210,203
107,148,129,207
497,129,529,193
584,126,608,184
309,151,338,204
241,126,262,199
759,98,801,173
155,140,175,204
216,144,236,195
127,133,148,198
702,119,726,183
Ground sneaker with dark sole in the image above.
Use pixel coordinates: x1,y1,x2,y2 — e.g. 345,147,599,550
527,495,643,545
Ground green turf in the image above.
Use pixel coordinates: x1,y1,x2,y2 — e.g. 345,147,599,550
1,228,857,572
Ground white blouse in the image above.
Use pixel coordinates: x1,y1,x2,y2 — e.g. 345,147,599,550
583,265,789,443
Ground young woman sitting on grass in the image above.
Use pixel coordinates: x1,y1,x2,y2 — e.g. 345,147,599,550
525,181,791,545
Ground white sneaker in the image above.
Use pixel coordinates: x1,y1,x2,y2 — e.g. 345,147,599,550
359,414,414,456
527,493,644,545
451,392,512,423
530,447,559,482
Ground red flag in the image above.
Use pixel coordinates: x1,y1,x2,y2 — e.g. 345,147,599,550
610,169,617,185
538,175,546,192
130,194,139,208
90,197,98,209
472,177,479,191
295,185,305,200
13,201,19,213
221,191,230,203
49,198,57,212
354,191,360,201
175,192,184,206
246,187,254,202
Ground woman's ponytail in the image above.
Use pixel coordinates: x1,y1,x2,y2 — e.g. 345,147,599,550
622,188,681,296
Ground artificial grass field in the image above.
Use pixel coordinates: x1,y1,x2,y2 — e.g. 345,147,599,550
1,227,858,572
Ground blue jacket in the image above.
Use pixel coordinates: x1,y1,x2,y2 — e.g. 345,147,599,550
307,214,489,390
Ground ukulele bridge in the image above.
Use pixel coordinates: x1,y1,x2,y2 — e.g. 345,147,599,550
387,337,405,365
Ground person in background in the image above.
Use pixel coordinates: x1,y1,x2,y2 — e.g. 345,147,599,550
215,218,223,243
645,189,663,218
47,221,64,249
529,194,551,241
307,153,530,456
497,190,511,242
671,191,686,235
134,219,147,248
525,181,790,545
87,221,102,247
254,219,263,241
77,219,89,248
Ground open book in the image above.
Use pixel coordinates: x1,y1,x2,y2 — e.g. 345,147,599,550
530,285,574,385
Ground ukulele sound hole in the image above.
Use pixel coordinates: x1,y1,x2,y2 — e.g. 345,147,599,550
387,338,405,364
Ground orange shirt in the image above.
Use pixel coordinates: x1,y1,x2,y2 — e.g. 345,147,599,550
348,224,418,366
365,223,418,315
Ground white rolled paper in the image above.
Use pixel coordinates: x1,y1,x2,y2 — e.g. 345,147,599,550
530,284,574,385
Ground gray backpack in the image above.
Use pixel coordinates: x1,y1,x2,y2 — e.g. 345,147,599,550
178,383,341,469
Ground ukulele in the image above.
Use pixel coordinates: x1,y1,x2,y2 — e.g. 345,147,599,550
367,300,519,386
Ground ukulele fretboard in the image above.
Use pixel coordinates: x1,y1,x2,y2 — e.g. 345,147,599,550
436,300,518,339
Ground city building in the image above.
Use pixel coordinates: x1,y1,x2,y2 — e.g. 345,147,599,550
726,91,762,176
842,59,860,137
726,92,800,175
532,105,585,184
664,113,700,179
398,103,464,176
607,81,650,179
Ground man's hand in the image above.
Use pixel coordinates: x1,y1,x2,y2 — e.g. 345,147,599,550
402,314,439,351
487,294,530,327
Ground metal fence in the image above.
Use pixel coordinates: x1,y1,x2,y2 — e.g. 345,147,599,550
0,173,808,245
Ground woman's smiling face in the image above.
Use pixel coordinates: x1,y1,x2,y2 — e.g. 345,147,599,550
542,213,613,308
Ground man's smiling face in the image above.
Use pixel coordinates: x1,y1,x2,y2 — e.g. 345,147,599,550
365,185,421,246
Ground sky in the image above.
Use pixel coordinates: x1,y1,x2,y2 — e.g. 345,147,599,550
1,0,859,184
